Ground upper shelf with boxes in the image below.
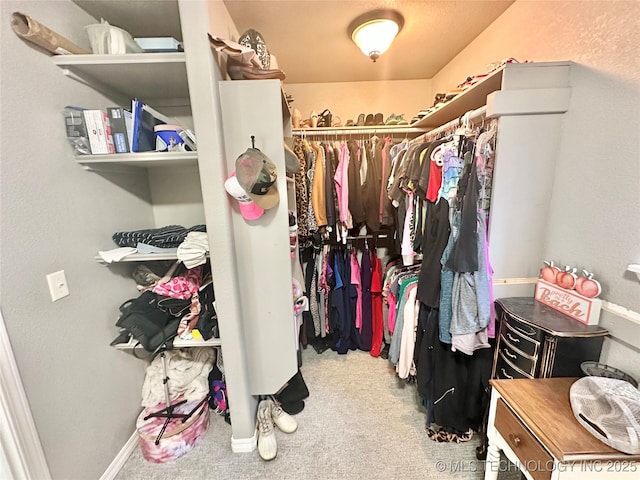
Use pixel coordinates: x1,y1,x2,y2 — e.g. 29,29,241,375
9,11,195,168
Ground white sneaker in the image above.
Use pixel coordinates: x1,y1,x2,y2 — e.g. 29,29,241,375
270,399,298,434
257,400,277,461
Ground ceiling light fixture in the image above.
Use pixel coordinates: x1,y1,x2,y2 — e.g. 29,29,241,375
348,9,404,63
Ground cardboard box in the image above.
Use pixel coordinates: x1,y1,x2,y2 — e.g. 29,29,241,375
107,107,132,153
534,279,601,325
83,109,109,154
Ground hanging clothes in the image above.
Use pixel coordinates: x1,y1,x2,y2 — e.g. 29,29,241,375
347,140,366,226
334,141,353,231
369,251,384,357
324,144,337,229
416,198,451,308
445,143,479,273
362,137,383,232
359,249,373,351
311,142,327,227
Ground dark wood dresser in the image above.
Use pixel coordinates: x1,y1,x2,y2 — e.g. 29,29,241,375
492,297,608,380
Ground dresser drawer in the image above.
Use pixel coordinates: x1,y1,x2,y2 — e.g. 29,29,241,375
501,320,540,358
496,351,533,379
503,312,544,341
499,335,536,376
495,399,552,480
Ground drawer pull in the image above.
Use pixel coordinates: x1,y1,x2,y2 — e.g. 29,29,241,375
510,434,522,447
506,332,520,343
513,324,537,336
501,368,514,379
504,348,517,360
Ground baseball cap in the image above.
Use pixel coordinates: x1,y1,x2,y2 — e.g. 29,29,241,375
224,172,264,220
235,148,279,209
570,376,640,454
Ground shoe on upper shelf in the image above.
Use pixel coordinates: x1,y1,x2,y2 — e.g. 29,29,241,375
374,112,384,125
226,56,286,81
292,108,301,129
385,113,408,126
385,113,399,125
394,114,408,125
317,109,332,128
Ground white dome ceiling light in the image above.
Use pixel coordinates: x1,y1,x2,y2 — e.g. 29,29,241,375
348,9,405,63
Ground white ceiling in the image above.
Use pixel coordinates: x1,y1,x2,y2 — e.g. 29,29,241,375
223,0,515,83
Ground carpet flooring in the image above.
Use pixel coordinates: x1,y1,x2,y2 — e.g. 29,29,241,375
116,347,521,480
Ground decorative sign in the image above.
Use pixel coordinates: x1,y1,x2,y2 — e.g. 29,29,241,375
534,279,601,325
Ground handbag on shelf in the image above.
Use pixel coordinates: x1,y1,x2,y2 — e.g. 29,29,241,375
115,291,189,352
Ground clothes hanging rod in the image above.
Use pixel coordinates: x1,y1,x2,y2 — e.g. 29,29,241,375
346,234,388,240
292,127,424,137
411,105,487,144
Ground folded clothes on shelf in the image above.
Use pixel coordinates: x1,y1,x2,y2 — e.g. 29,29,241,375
112,224,206,248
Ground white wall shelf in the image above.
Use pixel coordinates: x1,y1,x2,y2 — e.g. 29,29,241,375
410,64,505,129
112,335,221,350
75,151,197,169
53,52,189,104
291,63,505,138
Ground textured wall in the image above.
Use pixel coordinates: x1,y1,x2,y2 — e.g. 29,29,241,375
434,0,640,309
432,0,640,378
1,1,157,477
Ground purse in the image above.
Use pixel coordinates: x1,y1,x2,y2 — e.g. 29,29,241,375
115,291,188,352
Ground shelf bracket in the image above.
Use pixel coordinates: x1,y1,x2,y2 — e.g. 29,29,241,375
628,264,640,282
80,164,142,175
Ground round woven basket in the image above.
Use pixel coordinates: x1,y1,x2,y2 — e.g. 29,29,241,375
580,361,638,388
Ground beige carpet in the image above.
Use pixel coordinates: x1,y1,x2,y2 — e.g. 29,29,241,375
116,347,520,480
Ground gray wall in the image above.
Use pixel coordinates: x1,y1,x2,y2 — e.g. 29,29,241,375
1,1,155,478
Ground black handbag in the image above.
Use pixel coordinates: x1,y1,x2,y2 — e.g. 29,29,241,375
115,291,188,352
196,282,219,340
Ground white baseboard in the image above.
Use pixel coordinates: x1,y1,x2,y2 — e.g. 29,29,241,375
0,309,51,479
99,431,138,480
231,430,257,453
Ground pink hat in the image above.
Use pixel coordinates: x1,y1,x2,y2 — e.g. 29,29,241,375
224,172,264,220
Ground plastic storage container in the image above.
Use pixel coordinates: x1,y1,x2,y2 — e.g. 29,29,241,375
84,21,144,55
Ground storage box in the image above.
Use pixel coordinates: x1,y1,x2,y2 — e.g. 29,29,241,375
534,279,601,325
134,37,182,52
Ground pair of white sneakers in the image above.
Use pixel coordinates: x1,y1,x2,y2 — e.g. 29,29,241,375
257,398,297,461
